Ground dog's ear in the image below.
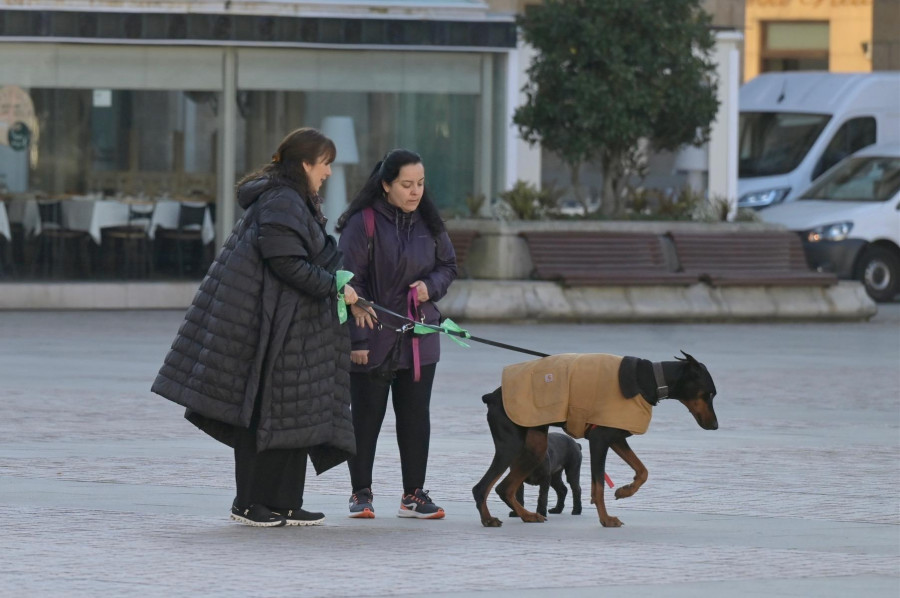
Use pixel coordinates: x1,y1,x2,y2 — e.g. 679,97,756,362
618,356,642,399
677,350,699,365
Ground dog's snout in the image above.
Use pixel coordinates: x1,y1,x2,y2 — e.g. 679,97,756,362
684,397,718,431
695,412,718,430
703,407,719,430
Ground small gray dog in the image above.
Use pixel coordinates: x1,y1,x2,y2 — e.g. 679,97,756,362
510,432,583,517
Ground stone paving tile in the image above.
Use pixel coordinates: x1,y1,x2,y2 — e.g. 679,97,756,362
1,308,898,596
2,506,897,598
3,440,895,526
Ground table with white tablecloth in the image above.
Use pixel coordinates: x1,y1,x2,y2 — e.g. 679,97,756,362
0,201,10,241
6,198,41,237
7,198,215,245
62,199,132,244
149,200,215,245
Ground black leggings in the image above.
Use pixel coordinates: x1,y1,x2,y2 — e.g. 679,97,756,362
233,391,307,512
234,429,307,511
347,364,436,496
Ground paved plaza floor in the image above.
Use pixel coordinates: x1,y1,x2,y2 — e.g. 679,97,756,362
1,306,898,597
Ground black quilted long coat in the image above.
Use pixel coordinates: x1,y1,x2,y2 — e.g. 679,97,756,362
151,177,355,475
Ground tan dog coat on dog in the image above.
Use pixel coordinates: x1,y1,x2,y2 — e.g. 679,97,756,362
500,354,652,439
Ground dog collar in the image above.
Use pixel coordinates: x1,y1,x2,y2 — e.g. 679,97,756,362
652,362,669,400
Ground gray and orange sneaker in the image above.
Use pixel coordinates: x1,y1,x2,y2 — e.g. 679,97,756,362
349,488,375,519
398,488,445,519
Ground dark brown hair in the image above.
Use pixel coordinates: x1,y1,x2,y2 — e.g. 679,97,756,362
335,148,444,236
237,127,336,197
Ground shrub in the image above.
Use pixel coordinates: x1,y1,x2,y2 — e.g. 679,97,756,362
464,192,487,218
498,180,561,220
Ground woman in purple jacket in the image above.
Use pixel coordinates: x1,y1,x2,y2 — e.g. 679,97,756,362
336,149,458,519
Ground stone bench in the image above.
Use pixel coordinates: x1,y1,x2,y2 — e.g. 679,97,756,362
447,229,480,278
669,231,838,286
520,231,696,286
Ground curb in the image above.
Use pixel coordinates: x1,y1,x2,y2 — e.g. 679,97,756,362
0,279,878,321
438,279,877,322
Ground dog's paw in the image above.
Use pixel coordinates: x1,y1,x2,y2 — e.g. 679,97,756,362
548,506,563,515
600,516,624,528
508,510,517,518
521,511,546,523
571,506,582,515
614,485,636,500
481,517,503,528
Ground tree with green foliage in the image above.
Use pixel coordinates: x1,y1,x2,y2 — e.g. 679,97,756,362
514,0,719,217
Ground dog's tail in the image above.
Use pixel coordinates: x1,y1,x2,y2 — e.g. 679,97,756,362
482,387,502,405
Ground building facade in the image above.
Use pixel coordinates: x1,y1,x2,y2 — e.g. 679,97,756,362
743,0,899,81
0,0,516,288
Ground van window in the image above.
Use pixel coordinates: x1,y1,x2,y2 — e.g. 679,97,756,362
811,117,877,180
739,112,830,177
801,156,900,202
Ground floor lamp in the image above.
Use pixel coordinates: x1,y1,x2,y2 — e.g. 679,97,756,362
320,116,359,235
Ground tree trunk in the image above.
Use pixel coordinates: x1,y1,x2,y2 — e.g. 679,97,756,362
600,152,619,217
569,161,586,213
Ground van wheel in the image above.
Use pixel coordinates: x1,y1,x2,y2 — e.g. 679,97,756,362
857,246,900,302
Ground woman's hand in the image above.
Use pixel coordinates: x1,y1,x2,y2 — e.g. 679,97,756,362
350,350,369,365
350,303,376,329
343,284,359,305
409,280,430,302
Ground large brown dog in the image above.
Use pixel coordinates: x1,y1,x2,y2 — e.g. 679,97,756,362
472,351,718,528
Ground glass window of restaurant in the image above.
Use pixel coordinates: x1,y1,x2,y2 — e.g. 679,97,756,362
0,44,223,281
0,44,504,282
234,49,502,225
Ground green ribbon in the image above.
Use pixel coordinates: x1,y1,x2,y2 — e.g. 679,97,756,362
439,318,471,348
412,317,471,348
335,270,354,324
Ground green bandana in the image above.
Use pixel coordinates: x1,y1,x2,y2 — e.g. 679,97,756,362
413,317,471,348
335,270,354,324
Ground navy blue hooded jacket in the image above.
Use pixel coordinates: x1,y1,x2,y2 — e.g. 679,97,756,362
338,198,457,373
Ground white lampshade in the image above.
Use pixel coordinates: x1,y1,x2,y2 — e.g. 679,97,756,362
321,116,359,165
673,143,709,173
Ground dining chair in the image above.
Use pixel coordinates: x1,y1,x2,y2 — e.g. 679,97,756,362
31,200,93,279
101,203,155,279
155,202,211,278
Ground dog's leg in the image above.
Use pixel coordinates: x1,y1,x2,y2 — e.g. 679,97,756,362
565,448,582,515
536,479,550,517
610,439,648,500
508,484,526,518
547,470,567,514
587,429,622,527
473,452,511,528
497,428,548,523
474,388,523,528
532,455,552,517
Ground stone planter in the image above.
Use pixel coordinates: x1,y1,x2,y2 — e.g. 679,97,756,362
443,218,785,280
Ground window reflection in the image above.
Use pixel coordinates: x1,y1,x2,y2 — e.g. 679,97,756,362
0,87,218,280
235,90,477,216
0,85,483,281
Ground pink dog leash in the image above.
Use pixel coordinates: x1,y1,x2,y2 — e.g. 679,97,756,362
407,287,422,382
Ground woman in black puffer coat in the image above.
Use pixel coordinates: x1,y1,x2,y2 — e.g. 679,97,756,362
152,128,361,527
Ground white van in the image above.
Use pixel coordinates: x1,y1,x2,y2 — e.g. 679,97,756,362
760,144,900,302
737,72,900,210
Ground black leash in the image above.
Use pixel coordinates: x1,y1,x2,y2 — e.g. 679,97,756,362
355,298,549,359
